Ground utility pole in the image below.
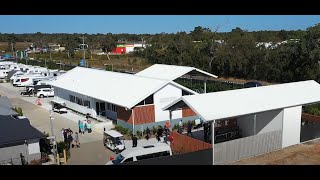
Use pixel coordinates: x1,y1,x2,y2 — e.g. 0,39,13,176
49,110,57,164
80,36,87,67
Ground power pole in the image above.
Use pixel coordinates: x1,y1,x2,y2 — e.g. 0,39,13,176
80,36,87,67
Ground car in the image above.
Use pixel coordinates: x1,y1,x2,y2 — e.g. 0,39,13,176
51,100,68,114
243,81,262,88
106,143,172,165
37,88,54,98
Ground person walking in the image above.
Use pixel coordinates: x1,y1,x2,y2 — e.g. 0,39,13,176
87,120,92,133
145,127,150,140
187,121,193,137
74,132,80,148
178,120,183,134
79,121,84,135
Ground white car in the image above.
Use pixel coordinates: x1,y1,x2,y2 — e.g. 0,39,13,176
37,88,54,98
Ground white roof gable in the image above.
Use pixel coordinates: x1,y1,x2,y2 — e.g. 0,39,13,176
135,64,218,80
164,80,320,121
49,67,196,109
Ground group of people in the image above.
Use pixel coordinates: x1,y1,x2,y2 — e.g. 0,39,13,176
178,120,193,137
61,128,80,149
156,125,170,143
78,119,92,134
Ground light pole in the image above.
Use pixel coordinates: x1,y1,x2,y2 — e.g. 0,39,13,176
49,110,57,164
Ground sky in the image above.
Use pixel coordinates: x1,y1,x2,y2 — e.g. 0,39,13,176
1,15,320,34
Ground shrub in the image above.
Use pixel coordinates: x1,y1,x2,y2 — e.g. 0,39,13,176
173,124,179,130
305,104,320,116
57,141,67,156
152,126,157,135
136,130,142,138
29,159,42,165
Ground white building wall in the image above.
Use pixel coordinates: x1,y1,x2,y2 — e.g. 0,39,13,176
282,106,302,148
126,47,134,53
153,84,182,122
54,87,97,117
256,109,283,134
28,142,40,155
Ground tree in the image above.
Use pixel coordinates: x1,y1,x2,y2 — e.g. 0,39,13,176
100,35,116,60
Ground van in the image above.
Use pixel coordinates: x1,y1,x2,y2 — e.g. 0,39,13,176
106,143,172,165
37,88,54,98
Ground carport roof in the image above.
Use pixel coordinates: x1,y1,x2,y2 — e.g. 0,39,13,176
163,80,320,121
135,64,218,80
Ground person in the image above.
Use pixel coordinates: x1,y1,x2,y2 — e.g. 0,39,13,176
84,121,88,133
145,127,150,140
78,120,81,133
163,126,169,144
87,121,92,133
79,121,84,134
157,126,163,142
187,121,193,137
203,122,209,142
61,128,65,141
178,120,183,134
132,134,138,147
63,129,68,144
86,113,90,120
67,131,73,150
74,132,80,148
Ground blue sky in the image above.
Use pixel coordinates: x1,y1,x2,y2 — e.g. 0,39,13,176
1,15,320,34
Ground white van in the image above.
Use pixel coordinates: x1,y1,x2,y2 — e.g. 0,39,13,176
37,88,54,98
106,143,172,165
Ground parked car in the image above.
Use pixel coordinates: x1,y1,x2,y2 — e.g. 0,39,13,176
37,88,54,98
106,143,172,165
51,100,68,114
243,81,262,88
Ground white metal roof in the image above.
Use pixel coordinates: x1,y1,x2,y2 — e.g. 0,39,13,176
49,67,196,109
163,80,320,121
120,143,171,158
104,130,123,138
135,64,218,80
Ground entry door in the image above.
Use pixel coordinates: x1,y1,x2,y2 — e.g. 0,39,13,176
100,103,106,116
96,102,100,115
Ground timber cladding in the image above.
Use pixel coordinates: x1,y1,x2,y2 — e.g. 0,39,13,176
117,105,155,124
170,131,212,154
182,107,197,117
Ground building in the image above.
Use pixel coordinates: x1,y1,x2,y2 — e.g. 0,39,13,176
0,96,44,165
49,64,217,131
164,80,320,165
111,41,149,54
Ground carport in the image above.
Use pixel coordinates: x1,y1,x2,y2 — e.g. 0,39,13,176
164,80,320,164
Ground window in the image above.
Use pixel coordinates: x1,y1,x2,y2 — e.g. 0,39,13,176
182,90,191,96
136,94,154,106
107,103,117,112
69,95,75,103
145,94,154,104
123,157,133,163
84,100,91,108
136,154,154,161
76,97,83,105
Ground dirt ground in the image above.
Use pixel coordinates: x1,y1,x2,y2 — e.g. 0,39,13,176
230,139,320,165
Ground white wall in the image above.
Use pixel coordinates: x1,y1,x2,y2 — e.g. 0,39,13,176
54,87,97,117
256,109,283,134
28,142,40,155
126,47,134,53
282,106,302,148
154,84,182,122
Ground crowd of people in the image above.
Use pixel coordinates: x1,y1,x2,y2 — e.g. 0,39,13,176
61,128,80,150
78,119,92,134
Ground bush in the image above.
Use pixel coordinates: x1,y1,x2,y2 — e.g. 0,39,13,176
152,126,157,135
173,124,179,130
57,141,67,156
136,130,142,138
29,159,42,165
114,125,129,135
13,107,23,116
305,104,320,116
